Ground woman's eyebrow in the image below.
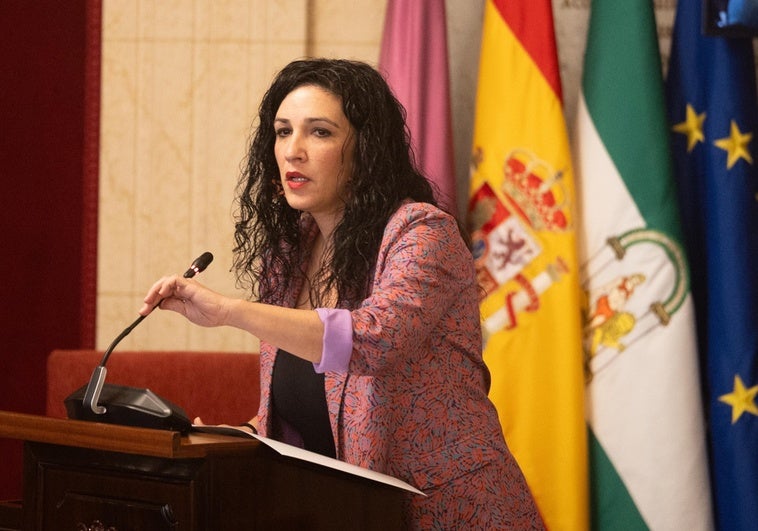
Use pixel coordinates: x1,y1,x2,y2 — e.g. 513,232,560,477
274,116,342,128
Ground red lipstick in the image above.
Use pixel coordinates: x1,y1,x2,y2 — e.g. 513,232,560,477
285,171,308,189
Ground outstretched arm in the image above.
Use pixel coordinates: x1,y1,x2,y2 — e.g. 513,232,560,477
139,276,325,363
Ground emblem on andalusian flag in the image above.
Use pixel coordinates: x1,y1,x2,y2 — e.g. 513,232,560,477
581,228,689,379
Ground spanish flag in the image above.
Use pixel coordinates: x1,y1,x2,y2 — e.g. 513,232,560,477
467,1,587,529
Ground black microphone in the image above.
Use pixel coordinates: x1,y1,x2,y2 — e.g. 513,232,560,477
67,252,214,433
183,251,213,278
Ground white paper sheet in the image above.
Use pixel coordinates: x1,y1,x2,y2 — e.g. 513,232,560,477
251,433,425,496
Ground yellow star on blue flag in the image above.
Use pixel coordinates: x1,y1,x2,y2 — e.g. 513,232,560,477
672,103,706,152
718,375,758,423
714,120,753,169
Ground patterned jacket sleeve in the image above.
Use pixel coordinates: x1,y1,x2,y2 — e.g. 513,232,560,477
342,202,477,376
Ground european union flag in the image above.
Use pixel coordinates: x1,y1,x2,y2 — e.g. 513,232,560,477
666,1,758,530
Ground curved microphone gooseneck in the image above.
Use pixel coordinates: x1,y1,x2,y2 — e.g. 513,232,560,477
82,252,214,415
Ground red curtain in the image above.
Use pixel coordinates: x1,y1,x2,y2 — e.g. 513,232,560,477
0,0,99,499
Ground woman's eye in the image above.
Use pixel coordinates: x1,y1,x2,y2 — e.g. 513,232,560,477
313,128,331,138
275,128,290,137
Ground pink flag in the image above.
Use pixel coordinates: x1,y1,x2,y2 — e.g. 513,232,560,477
379,0,458,215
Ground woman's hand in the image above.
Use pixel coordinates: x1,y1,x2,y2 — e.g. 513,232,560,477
139,275,231,328
140,273,326,364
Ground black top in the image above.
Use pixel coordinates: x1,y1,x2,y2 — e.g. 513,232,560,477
271,348,336,458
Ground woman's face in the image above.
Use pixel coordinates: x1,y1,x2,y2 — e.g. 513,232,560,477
274,84,355,227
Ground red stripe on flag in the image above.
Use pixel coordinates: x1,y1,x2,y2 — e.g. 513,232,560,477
492,0,563,102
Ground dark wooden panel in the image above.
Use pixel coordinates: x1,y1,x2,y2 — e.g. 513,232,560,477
20,433,404,530
24,443,203,530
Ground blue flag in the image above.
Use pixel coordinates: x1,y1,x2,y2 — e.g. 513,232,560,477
666,2,758,530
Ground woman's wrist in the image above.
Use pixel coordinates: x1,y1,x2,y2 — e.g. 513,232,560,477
222,297,253,331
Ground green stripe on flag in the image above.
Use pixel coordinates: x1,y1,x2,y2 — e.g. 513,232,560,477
589,429,648,531
582,0,682,239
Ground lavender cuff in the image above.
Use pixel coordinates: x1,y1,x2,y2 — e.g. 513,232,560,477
313,308,353,374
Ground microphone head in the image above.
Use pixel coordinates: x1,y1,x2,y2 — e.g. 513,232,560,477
184,251,214,278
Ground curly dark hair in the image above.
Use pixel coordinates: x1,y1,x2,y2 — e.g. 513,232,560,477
233,58,441,308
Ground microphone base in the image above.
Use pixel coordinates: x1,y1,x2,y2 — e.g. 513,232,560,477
65,383,191,434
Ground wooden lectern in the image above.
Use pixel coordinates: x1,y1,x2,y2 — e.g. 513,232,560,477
0,411,404,530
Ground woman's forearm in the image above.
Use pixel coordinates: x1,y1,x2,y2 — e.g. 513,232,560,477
223,298,325,363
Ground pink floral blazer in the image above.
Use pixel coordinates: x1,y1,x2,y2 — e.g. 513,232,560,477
256,202,542,529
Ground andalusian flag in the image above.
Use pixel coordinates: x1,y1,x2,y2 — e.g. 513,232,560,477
467,1,587,528
666,1,758,529
573,1,713,529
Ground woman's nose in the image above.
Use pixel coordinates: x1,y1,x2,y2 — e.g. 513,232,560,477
284,133,306,161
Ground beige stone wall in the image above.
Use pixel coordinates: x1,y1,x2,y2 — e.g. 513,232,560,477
97,0,390,352
98,0,311,352
96,0,680,352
